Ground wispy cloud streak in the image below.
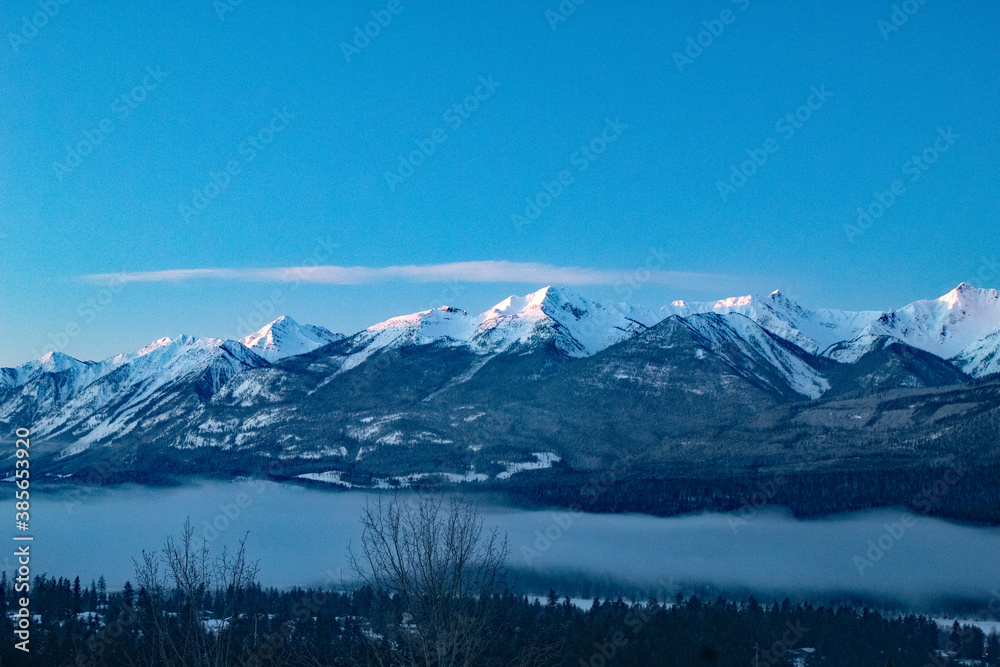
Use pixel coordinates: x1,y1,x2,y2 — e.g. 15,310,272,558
80,261,738,290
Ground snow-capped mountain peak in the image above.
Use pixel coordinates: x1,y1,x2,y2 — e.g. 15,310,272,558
473,286,660,357
241,316,344,362
0,351,92,390
326,306,478,375
21,335,270,446
37,351,85,373
663,290,881,355
836,283,1000,363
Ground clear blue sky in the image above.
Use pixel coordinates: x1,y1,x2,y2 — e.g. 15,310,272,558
1,0,998,366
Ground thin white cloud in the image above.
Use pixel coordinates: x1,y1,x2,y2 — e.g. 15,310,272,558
79,261,738,290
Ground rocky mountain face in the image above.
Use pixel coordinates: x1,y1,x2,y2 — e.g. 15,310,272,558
4,284,1000,486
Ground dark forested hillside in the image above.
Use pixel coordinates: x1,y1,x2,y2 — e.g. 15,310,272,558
2,574,991,666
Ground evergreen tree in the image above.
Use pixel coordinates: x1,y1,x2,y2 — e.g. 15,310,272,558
122,580,135,609
72,576,82,614
546,588,559,608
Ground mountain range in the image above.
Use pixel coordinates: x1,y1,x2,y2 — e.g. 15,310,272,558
4,284,1000,488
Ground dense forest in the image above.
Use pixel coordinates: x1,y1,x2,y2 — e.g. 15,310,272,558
1,495,998,666
0,575,995,666
489,462,1000,525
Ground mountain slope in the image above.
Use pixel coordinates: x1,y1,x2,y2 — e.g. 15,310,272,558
664,290,881,355
821,336,972,399
956,328,1000,378
681,313,829,399
829,284,1000,367
14,337,268,456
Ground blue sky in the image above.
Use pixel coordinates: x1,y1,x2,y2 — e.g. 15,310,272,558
1,0,998,366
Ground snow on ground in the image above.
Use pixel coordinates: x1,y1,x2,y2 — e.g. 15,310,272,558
496,452,561,479
933,618,1000,636
297,469,488,488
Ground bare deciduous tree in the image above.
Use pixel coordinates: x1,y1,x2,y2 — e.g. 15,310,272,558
131,518,259,666
348,494,540,667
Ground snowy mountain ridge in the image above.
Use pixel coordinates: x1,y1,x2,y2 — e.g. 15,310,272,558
2,282,1000,448
3,283,1000,485
5,283,1000,402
